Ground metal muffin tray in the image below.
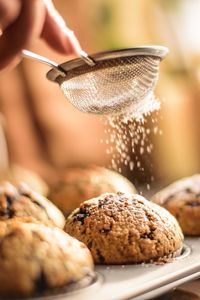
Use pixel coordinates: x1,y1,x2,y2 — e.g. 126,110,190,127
26,237,200,300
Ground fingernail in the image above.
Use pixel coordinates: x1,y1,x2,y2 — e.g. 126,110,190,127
54,13,66,29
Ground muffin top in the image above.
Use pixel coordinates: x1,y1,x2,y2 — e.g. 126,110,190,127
151,174,200,235
65,192,183,264
0,182,65,228
48,165,137,216
0,164,48,196
0,219,94,297
152,174,200,206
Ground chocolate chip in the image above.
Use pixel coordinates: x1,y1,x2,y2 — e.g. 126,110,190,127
8,209,15,218
35,271,48,293
5,195,16,218
98,199,105,208
73,207,90,224
32,200,46,211
141,230,155,240
0,210,9,217
104,195,113,202
96,249,105,264
73,213,86,224
19,191,31,198
6,195,16,206
186,201,200,207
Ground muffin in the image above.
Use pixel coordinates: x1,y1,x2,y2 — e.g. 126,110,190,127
65,192,183,264
48,165,137,216
0,164,48,196
151,174,200,235
0,182,65,228
0,219,94,298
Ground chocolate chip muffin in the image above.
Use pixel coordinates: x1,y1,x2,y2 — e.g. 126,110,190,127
65,192,183,264
151,174,200,235
0,164,48,196
0,219,94,298
48,165,137,216
0,182,65,228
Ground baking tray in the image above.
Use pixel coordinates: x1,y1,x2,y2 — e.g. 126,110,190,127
25,237,200,300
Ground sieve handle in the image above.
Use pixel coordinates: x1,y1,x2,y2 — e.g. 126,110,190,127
80,50,95,66
22,50,66,76
22,49,95,73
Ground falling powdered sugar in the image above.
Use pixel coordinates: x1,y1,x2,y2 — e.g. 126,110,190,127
102,92,162,180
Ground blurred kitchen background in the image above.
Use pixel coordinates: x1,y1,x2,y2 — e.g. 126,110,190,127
0,0,200,190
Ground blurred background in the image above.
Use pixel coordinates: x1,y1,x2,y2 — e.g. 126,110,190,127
1,0,200,191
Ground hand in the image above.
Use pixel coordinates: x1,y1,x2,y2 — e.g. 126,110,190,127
0,0,82,70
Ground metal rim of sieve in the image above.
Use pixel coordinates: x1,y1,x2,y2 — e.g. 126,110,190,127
46,45,169,83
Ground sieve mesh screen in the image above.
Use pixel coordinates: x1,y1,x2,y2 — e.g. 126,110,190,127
60,55,161,115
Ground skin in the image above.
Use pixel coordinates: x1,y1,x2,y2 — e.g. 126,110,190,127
0,0,82,70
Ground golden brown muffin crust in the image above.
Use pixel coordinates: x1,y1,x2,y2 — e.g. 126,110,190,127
0,219,94,297
152,174,200,235
0,182,65,228
48,165,137,216
65,192,183,264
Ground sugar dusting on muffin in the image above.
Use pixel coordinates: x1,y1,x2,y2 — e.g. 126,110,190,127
65,192,183,264
152,174,200,235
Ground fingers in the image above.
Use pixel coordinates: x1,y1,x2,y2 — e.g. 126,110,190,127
0,0,83,71
41,0,83,56
0,0,21,31
0,0,46,70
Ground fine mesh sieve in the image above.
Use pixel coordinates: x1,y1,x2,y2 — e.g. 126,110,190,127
47,46,168,115
23,46,168,115
60,56,160,115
